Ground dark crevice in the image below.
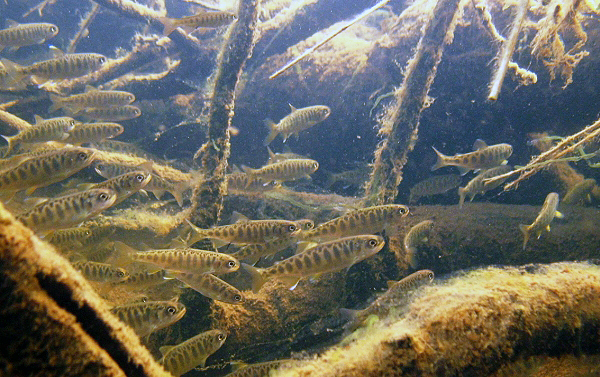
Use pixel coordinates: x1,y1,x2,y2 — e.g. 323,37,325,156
35,272,149,377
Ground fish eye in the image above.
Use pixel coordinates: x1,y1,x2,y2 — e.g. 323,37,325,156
399,207,407,214
217,334,225,341
99,56,107,64
166,306,177,314
233,294,242,302
116,270,125,277
287,224,297,232
428,272,434,280
69,120,76,126
135,174,144,182
50,26,57,33
98,193,109,201
133,108,140,115
77,152,88,160
313,162,319,169
368,239,378,247
227,260,237,268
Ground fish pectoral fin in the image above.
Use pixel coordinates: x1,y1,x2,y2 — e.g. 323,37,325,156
555,211,564,219
457,166,470,176
501,160,508,165
24,186,38,196
295,241,317,254
158,345,174,356
278,276,301,291
546,225,551,232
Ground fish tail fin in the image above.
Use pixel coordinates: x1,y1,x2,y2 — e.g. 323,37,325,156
241,165,257,186
1,134,15,155
0,58,24,85
339,308,361,322
242,263,267,293
48,93,64,113
458,187,466,209
185,220,207,246
108,241,135,266
159,17,177,35
519,224,530,250
172,181,189,207
263,119,278,146
431,147,447,171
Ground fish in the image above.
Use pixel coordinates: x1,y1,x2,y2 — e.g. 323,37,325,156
324,164,371,190
226,171,280,195
113,269,169,289
457,165,512,208
88,140,153,159
2,53,107,83
562,178,596,205
159,329,227,375
46,226,92,248
71,261,129,282
340,270,434,329
263,104,331,145
78,105,141,121
77,170,152,205
186,218,301,246
114,242,240,275
519,192,563,250
431,139,513,175
0,21,58,51
296,219,315,231
1,115,77,155
16,188,117,234
230,237,296,265
243,235,385,292
242,159,319,184
298,204,409,242
159,11,238,35
62,122,124,145
0,109,33,133
49,85,135,113
266,146,307,164
0,147,95,195
110,300,186,338
169,271,245,304
225,360,295,377
408,174,461,204
403,220,434,269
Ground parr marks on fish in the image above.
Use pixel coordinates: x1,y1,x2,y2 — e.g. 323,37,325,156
226,172,279,195
458,165,512,208
263,104,331,145
431,139,512,175
82,170,151,205
160,11,237,35
113,269,168,289
404,220,434,269
2,116,77,155
187,219,300,246
13,53,107,81
16,188,117,233
49,86,135,113
0,147,95,194
159,329,227,376
409,174,460,204
225,360,296,377
0,21,58,50
519,192,562,250
72,261,129,282
299,204,409,242
562,178,596,205
63,122,124,144
46,226,92,248
242,158,319,184
79,105,141,121
244,235,385,292
111,301,186,338
170,271,244,304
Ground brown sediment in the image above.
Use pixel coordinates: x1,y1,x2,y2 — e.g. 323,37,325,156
0,202,169,376
363,0,463,206
272,262,600,376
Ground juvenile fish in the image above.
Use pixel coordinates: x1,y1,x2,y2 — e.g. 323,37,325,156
3,53,107,82
79,170,152,205
562,178,596,205
298,204,409,242
170,271,244,304
227,172,279,195
519,192,563,250
72,261,129,282
159,329,227,375
0,109,33,133
0,21,58,51
78,105,141,121
341,270,434,329
266,147,307,164
62,122,124,145
403,220,434,269
431,139,512,175
2,116,77,155
115,242,240,275
186,219,300,246
230,237,295,265
113,269,168,289
16,188,117,233
263,104,330,145
46,227,92,248
0,148,95,195
49,85,135,113
458,165,512,208
159,11,237,35
243,235,385,292
408,174,460,204
225,360,295,377
242,159,319,184
111,301,186,338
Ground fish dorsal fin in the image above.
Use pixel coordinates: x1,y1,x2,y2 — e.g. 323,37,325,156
34,115,45,124
136,161,153,173
473,139,487,150
159,346,174,356
386,280,398,289
6,19,20,28
231,211,249,223
84,85,97,92
267,147,276,159
295,241,317,254
288,104,297,112
48,45,64,57
168,295,180,303
232,164,242,173
229,361,248,371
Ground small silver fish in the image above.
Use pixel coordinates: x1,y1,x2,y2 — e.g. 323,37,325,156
263,104,330,145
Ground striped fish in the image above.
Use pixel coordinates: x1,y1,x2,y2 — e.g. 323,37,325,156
519,192,563,250
111,301,186,337
408,174,460,204
113,269,168,289
78,170,151,205
3,53,107,82
62,122,124,145
0,21,58,51
46,227,92,248
186,219,300,246
72,261,129,282
431,139,512,175
79,105,141,121
241,159,319,184
226,172,279,195
243,235,385,292
263,104,330,145
170,271,244,304
16,188,117,233
159,11,237,35
230,237,295,265
298,204,409,242
2,116,77,155
225,360,295,377
159,329,227,376
458,165,512,208
49,85,135,113
403,220,434,269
